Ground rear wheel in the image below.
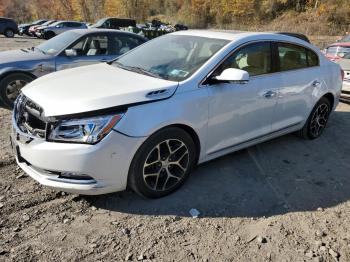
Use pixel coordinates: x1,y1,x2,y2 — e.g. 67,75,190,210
297,97,331,139
44,31,55,40
4,29,14,38
0,73,34,109
128,127,197,198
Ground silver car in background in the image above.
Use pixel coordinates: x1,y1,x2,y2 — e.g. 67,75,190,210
0,29,147,108
40,21,87,39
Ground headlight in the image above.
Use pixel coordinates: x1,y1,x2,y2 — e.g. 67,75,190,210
48,114,123,144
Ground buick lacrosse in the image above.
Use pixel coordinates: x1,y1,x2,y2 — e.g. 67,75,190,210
11,30,342,198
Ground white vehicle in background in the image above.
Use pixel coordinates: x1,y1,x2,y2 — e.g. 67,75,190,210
336,53,350,101
11,30,342,198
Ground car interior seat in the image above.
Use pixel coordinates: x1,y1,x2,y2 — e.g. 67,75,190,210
281,51,302,71
87,40,101,56
242,52,267,76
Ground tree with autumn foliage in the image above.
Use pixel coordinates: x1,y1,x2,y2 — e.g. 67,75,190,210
0,0,349,34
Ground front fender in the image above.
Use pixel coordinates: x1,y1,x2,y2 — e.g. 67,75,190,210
0,60,55,80
114,88,209,160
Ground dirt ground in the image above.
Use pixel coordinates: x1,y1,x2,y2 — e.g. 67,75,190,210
1,35,350,262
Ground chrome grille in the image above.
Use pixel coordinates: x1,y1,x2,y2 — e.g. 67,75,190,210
14,94,47,139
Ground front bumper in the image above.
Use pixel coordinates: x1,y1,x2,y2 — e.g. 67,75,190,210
11,128,146,195
342,80,350,93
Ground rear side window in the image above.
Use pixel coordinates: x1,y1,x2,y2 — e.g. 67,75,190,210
109,35,145,55
278,43,319,71
66,22,82,27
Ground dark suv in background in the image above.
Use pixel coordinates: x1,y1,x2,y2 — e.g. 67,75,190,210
91,17,136,29
0,17,18,38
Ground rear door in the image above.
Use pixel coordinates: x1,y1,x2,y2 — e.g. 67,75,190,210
271,42,321,131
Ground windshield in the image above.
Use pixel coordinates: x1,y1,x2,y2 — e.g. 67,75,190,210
114,35,229,81
93,18,106,27
327,46,350,57
41,20,55,26
49,21,61,27
36,31,80,55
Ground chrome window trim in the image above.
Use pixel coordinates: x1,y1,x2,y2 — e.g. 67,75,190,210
199,39,321,87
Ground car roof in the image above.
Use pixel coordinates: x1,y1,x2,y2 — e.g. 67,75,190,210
72,28,136,34
0,17,15,21
69,29,147,38
171,30,315,46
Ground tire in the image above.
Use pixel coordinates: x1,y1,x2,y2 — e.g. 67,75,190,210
128,127,197,198
44,31,55,40
0,73,34,109
297,97,331,140
4,29,15,38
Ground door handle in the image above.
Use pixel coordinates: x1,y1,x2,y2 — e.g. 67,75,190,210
312,80,321,87
263,90,277,99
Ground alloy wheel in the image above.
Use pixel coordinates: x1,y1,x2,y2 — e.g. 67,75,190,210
310,103,330,137
6,80,28,102
143,139,190,191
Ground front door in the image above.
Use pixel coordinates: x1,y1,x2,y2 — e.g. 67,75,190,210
55,34,115,71
205,42,280,155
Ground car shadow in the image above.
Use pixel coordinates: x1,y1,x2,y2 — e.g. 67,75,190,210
86,107,350,218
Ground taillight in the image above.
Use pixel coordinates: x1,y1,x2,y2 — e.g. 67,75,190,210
341,69,344,80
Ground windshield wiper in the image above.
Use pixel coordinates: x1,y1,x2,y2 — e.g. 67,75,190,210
115,63,160,78
34,47,46,55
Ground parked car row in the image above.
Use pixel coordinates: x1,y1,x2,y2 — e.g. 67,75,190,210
0,29,147,108
20,20,88,39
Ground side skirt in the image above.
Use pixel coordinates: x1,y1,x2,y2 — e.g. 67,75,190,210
199,123,302,164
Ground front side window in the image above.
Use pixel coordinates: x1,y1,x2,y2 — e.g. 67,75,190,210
214,42,272,77
69,35,108,56
114,35,229,82
36,31,81,55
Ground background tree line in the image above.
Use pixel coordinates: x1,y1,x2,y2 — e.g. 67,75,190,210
0,0,349,35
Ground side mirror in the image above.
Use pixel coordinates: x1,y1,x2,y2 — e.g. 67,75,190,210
55,25,60,28
214,68,249,83
65,49,77,57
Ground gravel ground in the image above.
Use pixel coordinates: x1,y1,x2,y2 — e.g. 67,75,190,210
1,36,350,262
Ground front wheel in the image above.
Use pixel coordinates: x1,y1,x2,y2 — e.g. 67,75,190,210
4,29,15,38
128,127,197,198
297,97,331,139
0,73,34,109
44,31,55,40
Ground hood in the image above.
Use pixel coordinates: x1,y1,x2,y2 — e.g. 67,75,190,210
337,59,350,71
0,49,49,65
22,63,178,117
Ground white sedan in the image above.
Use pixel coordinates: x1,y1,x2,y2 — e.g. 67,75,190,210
11,30,342,198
